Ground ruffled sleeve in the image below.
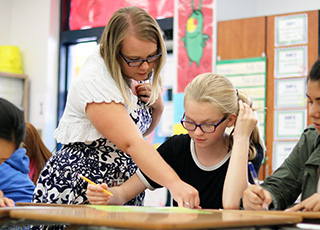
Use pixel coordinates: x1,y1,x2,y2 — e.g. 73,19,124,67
53,46,126,144
74,72,125,114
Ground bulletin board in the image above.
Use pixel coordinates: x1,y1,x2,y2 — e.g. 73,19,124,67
265,10,318,177
217,11,318,179
216,57,267,141
0,71,28,119
217,16,267,178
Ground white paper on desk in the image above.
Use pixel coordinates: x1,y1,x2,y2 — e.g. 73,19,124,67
296,223,320,229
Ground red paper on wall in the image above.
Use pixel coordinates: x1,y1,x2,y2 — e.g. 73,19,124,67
69,0,174,30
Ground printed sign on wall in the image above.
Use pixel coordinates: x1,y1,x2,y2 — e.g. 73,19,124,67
177,0,214,93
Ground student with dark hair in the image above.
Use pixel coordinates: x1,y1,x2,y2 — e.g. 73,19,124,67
0,97,35,205
242,58,320,211
0,97,26,153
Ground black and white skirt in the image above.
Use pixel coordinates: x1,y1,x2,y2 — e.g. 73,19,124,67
32,138,145,205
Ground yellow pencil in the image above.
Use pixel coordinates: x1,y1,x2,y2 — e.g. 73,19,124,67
78,173,113,196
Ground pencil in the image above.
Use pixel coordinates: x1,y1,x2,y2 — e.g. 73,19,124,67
248,162,260,186
78,173,113,196
248,162,268,210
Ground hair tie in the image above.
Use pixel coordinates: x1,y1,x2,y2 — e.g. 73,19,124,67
236,89,239,97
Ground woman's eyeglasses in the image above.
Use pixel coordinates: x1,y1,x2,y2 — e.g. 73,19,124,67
120,50,162,67
180,113,227,133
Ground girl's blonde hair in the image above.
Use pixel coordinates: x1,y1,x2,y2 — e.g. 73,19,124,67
184,73,265,160
99,6,166,107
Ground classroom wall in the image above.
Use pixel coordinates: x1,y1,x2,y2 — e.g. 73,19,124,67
0,0,59,151
216,0,320,21
1,0,320,151
0,1,12,44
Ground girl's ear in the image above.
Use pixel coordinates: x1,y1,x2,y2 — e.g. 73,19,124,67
226,113,237,127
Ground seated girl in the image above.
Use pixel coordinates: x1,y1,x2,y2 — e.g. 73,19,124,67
86,73,265,209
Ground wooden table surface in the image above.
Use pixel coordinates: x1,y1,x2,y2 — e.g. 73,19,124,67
0,204,303,229
216,209,320,219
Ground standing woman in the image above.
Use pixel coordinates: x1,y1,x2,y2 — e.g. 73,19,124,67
33,6,199,206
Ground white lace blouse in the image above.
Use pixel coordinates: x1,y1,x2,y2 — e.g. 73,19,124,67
53,45,149,144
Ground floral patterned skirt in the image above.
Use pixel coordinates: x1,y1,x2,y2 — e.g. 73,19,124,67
32,138,145,205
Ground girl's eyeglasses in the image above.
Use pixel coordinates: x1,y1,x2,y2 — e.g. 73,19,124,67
180,113,227,133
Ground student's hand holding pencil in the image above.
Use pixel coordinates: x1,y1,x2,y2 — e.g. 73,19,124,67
79,174,113,196
86,183,112,205
79,174,114,205
242,185,272,210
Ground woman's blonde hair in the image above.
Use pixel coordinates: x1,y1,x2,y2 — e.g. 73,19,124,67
99,6,166,106
184,73,265,160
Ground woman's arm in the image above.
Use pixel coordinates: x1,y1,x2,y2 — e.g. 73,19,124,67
86,101,199,208
222,100,258,209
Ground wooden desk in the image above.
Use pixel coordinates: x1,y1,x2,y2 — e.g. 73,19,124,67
3,205,302,229
221,209,320,220
0,208,10,217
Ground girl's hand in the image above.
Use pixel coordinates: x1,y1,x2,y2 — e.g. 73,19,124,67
86,183,111,205
233,100,257,139
286,193,320,212
242,185,272,210
0,190,14,207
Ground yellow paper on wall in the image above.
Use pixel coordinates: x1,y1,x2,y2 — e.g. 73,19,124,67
173,124,188,135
